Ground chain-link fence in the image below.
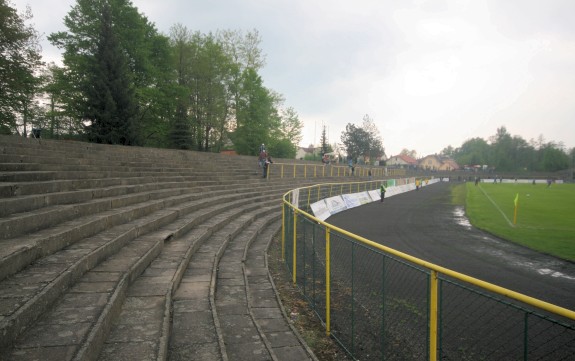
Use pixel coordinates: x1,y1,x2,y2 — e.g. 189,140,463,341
281,181,575,361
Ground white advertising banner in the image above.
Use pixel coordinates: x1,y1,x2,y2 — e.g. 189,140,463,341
325,196,347,215
369,189,380,201
341,193,361,209
308,179,441,220
292,188,300,209
310,200,331,221
357,191,372,205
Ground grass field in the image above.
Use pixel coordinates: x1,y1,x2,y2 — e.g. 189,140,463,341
457,182,575,261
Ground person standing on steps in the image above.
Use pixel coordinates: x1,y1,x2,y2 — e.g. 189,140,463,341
263,155,273,178
258,148,267,170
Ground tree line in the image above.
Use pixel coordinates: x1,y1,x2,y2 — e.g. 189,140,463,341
0,0,302,158
440,126,574,172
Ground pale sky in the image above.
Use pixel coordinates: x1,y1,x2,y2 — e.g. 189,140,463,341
14,0,575,157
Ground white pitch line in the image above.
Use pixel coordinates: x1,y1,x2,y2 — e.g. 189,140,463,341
478,186,515,228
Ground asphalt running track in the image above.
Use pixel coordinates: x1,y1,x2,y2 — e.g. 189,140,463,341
327,181,575,312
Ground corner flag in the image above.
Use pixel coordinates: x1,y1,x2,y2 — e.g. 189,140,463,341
514,193,519,208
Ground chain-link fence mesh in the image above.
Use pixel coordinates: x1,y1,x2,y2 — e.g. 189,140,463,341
439,277,575,361
281,182,575,360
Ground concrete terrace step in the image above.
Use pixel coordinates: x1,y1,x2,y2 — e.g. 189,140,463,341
0,175,274,239
245,220,316,360
96,202,282,361
0,170,256,183
0,151,252,170
1,139,359,185
0,184,289,282
167,210,282,361
0,135,330,174
0,155,256,173
0,137,256,169
213,215,315,361
0,162,251,175
0,178,269,218
0,182,195,217
0,177,224,199
0,189,286,358
0,154,248,173
0,187,192,240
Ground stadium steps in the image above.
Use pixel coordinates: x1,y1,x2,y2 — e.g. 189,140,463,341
0,134,357,360
244,219,315,360
0,186,291,351
97,202,281,360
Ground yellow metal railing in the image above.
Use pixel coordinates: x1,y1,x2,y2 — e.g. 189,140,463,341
265,162,406,180
281,180,575,360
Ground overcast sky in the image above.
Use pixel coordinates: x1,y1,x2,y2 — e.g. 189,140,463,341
14,0,575,157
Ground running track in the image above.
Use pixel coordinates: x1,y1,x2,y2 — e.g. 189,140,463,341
327,181,575,312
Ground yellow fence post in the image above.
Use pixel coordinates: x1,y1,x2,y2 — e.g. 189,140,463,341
326,227,331,336
429,270,439,361
293,164,296,178
281,164,284,178
293,210,298,285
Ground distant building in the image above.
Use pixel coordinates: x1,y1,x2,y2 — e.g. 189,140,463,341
439,158,460,171
295,145,319,160
418,154,460,171
360,151,387,166
387,154,418,168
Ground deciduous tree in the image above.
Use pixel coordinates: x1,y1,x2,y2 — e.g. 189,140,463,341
341,115,385,163
232,68,276,155
0,0,43,135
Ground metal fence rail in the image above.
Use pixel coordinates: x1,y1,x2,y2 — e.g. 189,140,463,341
281,181,575,361
267,162,406,179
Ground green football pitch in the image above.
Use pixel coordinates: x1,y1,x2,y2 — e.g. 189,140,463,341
461,182,575,261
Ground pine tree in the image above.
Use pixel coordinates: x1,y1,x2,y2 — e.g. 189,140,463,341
85,2,137,145
320,124,332,155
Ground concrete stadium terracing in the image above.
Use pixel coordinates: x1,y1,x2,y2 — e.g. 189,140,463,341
0,135,349,361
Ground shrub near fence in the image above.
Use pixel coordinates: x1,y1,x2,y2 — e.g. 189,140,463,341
281,180,575,361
